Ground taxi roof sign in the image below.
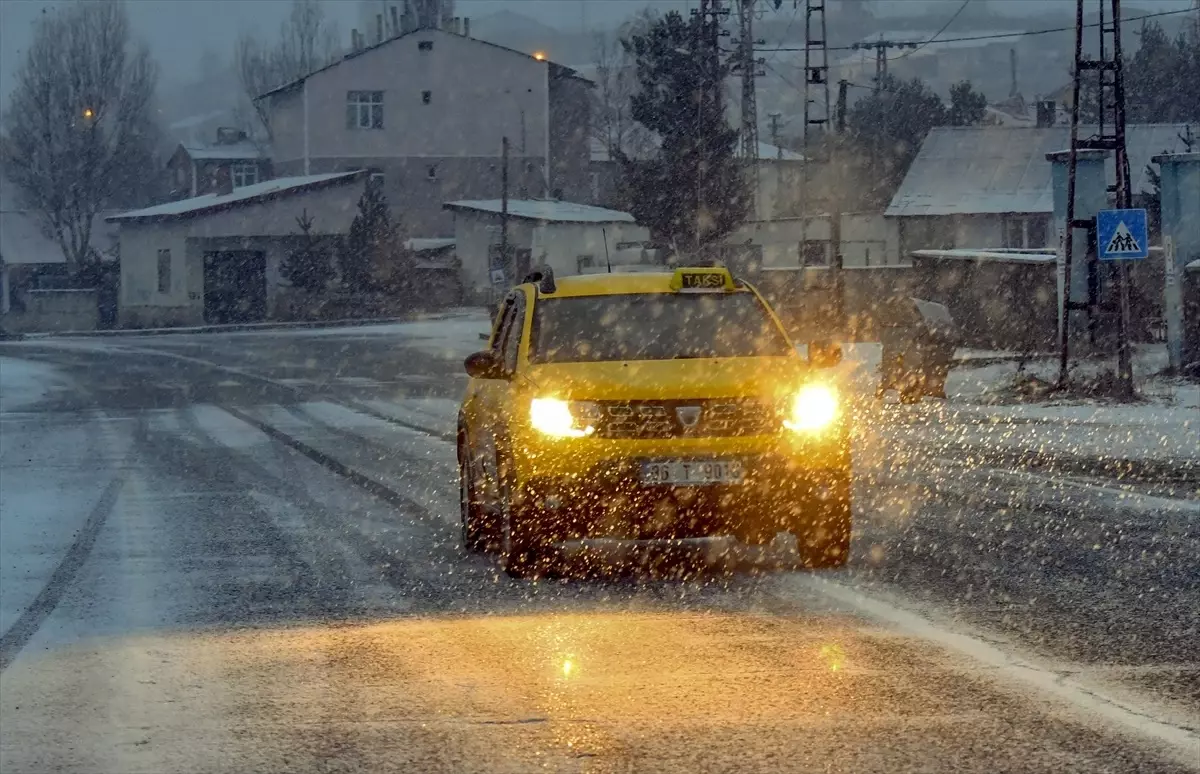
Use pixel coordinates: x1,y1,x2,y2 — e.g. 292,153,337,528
670,266,736,292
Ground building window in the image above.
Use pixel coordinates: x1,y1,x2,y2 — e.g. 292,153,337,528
157,249,171,294
590,172,601,203
418,40,433,51
369,170,385,187
231,162,258,188
426,164,437,180
577,255,595,272
1026,217,1048,248
346,90,384,129
1001,215,1050,249
801,240,829,268
422,90,432,104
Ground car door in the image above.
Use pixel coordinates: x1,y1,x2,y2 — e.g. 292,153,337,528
465,291,525,502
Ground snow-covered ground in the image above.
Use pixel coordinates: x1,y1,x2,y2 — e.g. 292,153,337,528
840,343,1198,465
0,356,71,412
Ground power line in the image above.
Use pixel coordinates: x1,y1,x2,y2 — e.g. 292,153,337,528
762,7,1196,53
893,0,972,61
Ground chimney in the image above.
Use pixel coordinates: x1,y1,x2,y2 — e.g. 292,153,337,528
376,13,384,44
1009,48,1018,98
351,28,360,50
1036,100,1056,128
389,6,399,37
463,16,470,36
215,126,246,145
213,165,234,196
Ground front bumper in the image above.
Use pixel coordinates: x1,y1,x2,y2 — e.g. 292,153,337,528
509,433,850,541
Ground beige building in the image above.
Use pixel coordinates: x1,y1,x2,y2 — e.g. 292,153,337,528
109,171,368,328
724,213,901,270
256,26,592,238
445,199,650,302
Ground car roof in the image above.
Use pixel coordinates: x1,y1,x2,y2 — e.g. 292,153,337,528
530,271,751,299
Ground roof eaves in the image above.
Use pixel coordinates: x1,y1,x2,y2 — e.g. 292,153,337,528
108,171,366,224
255,27,590,101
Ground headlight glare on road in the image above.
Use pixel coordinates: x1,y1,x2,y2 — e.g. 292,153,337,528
530,398,595,438
784,384,838,432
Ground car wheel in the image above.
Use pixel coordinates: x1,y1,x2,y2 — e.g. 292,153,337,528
791,476,852,570
458,441,496,553
497,462,550,579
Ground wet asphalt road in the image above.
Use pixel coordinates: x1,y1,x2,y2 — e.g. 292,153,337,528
0,323,1197,773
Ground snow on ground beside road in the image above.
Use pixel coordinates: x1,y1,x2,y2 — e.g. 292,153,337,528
0,357,70,412
841,342,1199,465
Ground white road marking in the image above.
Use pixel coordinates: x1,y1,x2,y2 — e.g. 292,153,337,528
777,574,1200,768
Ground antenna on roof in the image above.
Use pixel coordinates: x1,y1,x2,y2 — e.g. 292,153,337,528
602,227,612,273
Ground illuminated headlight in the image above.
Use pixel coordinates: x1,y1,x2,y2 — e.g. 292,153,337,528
783,384,839,432
529,398,596,438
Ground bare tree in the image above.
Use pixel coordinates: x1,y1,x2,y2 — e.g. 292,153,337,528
0,0,159,268
590,10,661,162
236,0,341,138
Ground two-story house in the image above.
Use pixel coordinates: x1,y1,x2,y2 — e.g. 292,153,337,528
255,25,592,238
164,127,272,201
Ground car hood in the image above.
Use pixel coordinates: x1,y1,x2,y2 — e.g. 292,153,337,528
522,357,808,401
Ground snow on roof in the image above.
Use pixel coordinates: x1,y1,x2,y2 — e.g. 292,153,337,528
444,199,636,224
911,248,1056,264
887,124,1194,218
181,142,265,161
107,172,363,223
406,237,456,252
1187,259,1200,271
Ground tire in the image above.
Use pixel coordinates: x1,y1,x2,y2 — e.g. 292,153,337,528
496,459,551,579
458,441,496,554
791,475,852,570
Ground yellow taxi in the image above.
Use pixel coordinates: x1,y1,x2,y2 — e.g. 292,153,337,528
457,265,850,578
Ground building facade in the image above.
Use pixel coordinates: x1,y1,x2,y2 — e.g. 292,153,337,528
258,27,592,238
165,128,272,202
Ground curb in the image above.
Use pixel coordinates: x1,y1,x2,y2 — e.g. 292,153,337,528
15,309,482,339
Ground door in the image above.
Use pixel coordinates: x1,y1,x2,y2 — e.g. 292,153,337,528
464,290,527,503
203,250,266,324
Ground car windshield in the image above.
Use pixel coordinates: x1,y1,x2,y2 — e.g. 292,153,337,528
529,292,793,363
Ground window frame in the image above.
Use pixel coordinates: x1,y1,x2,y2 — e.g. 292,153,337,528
421,90,432,104
346,90,384,130
500,293,526,373
231,162,259,188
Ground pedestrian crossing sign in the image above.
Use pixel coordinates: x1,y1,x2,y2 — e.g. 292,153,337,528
1097,208,1149,261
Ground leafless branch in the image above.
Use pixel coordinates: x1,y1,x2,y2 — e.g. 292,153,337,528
236,0,340,140
0,0,159,267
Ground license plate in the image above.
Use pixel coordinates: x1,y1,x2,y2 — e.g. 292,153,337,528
639,459,745,486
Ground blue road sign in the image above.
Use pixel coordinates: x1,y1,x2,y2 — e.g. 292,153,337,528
1096,208,1149,261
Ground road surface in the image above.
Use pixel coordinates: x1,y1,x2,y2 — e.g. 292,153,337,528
1,318,1197,773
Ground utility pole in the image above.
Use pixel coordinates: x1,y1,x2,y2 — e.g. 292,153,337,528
735,0,765,217
800,0,844,336
768,112,783,158
849,38,921,92
1061,0,1135,396
692,0,727,254
500,135,510,284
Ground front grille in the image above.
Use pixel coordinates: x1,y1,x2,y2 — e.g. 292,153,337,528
585,399,777,439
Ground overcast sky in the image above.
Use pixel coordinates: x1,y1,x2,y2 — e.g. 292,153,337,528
1,0,1194,99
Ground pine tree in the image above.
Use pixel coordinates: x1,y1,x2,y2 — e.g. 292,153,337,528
341,178,403,294
946,81,988,127
282,209,334,293
621,11,750,251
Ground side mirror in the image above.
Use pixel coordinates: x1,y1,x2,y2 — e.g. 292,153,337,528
464,350,507,380
808,340,843,369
